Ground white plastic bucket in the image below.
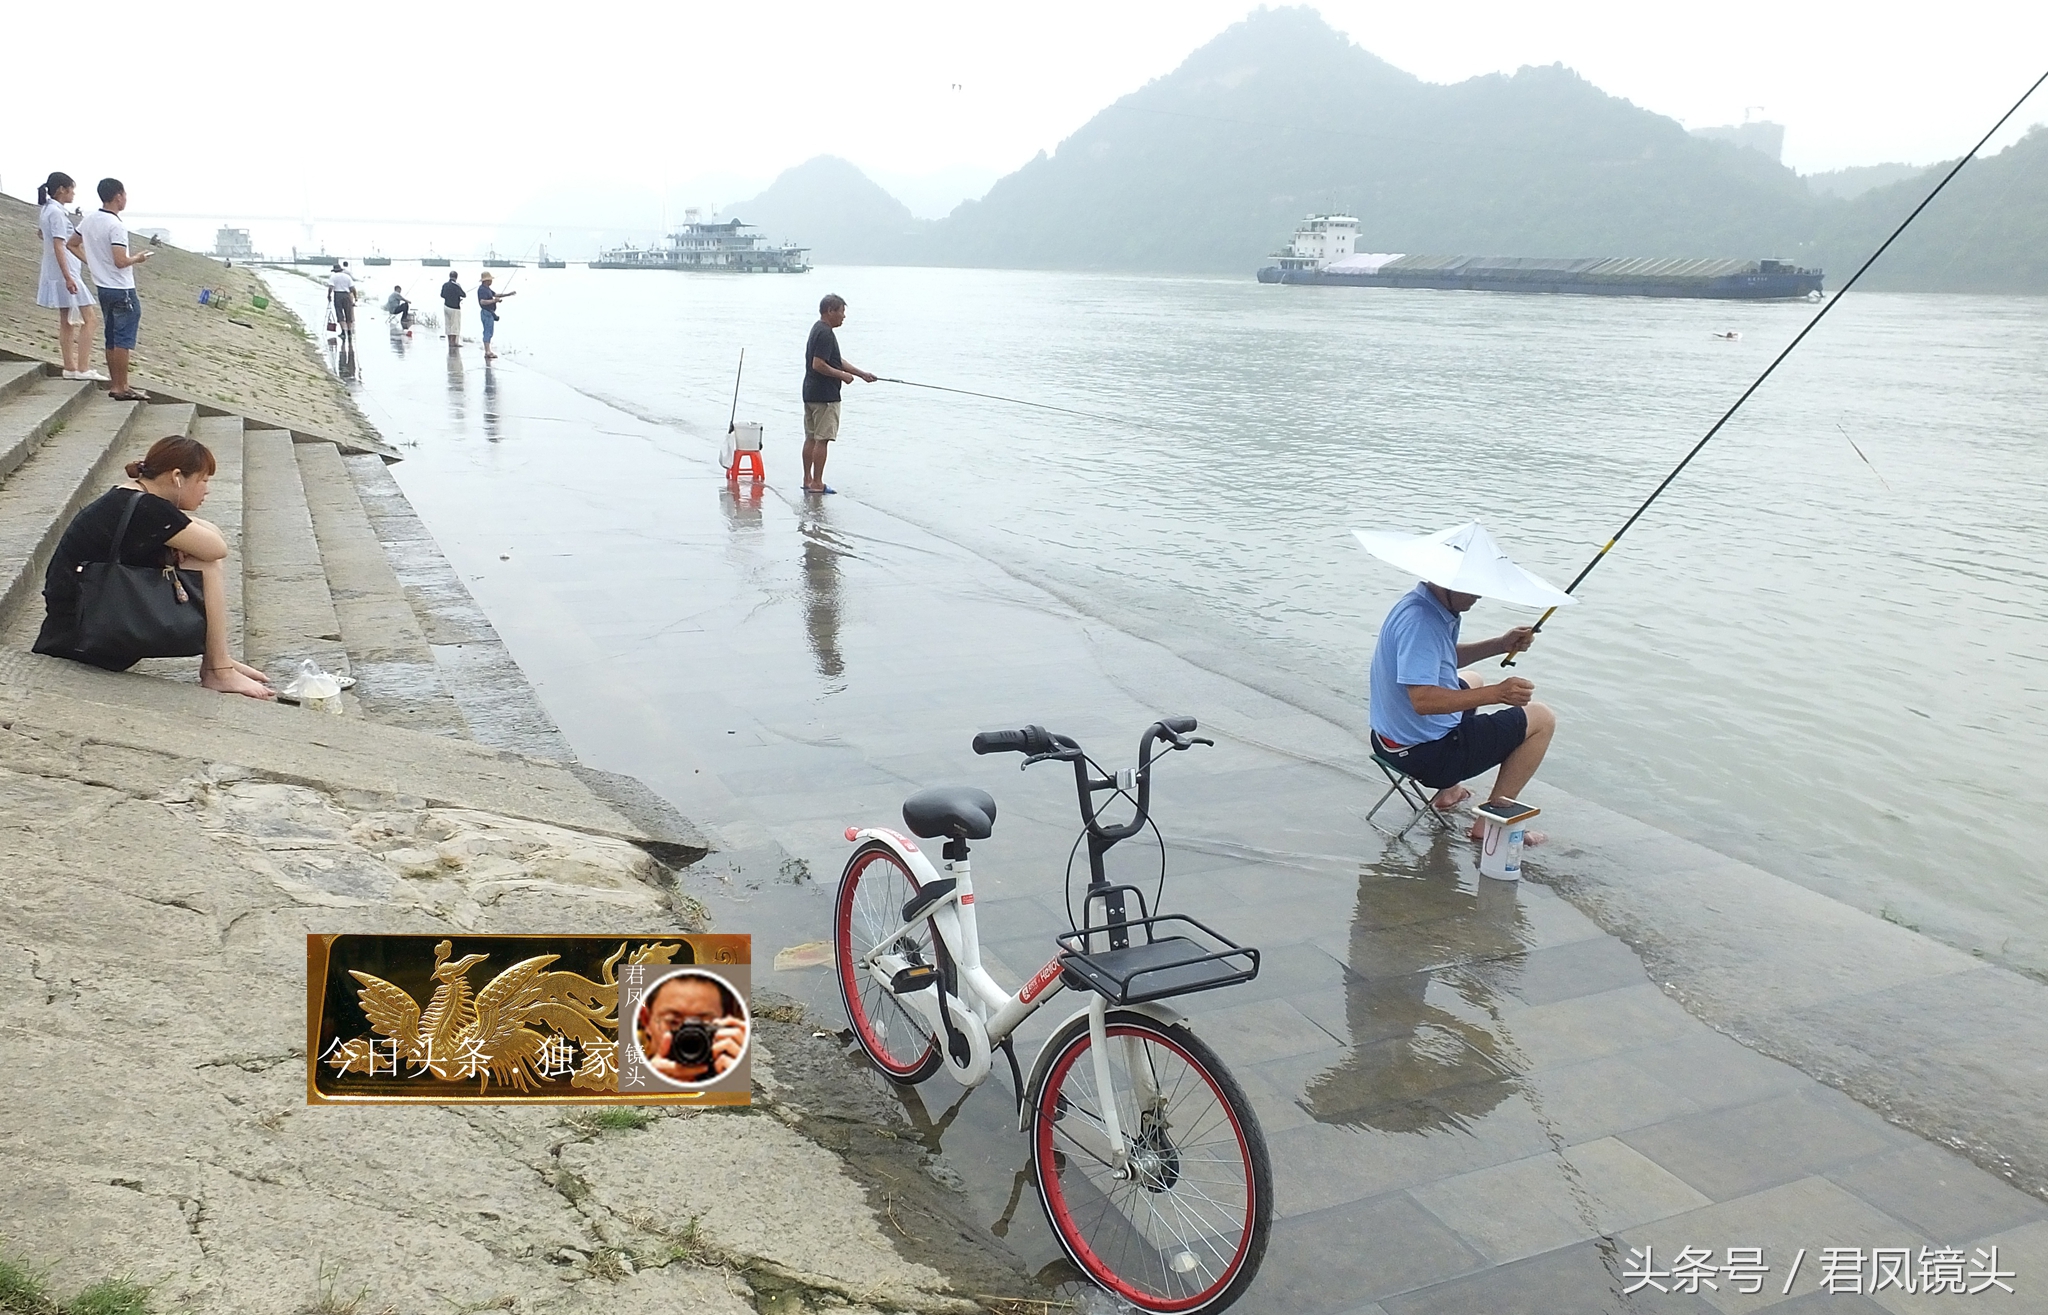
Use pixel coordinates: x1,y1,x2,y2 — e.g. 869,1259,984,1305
731,420,763,451
1476,800,1540,881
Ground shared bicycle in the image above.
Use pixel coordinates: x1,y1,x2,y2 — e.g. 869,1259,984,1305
832,718,1273,1312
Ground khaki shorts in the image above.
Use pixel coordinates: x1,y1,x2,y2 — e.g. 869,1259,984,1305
803,402,841,442
444,308,462,337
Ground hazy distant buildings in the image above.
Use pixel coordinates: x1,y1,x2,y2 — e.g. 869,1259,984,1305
215,227,255,260
1690,121,1785,163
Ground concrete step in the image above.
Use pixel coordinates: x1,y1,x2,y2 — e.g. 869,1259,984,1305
0,359,47,405
345,453,571,759
0,375,96,486
0,649,683,850
0,394,145,633
192,416,247,659
295,441,467,736
241,428,349,683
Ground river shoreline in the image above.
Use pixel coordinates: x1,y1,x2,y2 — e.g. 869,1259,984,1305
251,259,2047,1307
0,201,1042,1312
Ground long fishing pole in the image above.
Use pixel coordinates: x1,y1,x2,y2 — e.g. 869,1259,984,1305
874,376,1172,431
728,348,745,433
1504,66,2048,668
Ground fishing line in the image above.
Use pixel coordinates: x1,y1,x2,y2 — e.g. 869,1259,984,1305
1503,66,2048,667
875,377,1173,432
728,348,745,432
1835,423,1890,492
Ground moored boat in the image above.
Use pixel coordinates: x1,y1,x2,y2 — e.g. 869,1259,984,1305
593,209,809,273
1257,215,1823,300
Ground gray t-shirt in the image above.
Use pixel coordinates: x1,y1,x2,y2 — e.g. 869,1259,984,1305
803,321,842,404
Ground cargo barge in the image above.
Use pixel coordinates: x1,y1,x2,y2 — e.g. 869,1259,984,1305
593,209,810,273
1257,215,1822,300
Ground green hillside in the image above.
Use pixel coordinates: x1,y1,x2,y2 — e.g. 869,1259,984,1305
727,155,928,265
923,6,1823,273
731,6,2047,292
1815,126,2048,293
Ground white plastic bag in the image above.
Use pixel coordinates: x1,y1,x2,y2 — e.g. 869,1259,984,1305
282,658,345,715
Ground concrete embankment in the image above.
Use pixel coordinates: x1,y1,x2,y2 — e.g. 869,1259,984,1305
0,198,1034,1312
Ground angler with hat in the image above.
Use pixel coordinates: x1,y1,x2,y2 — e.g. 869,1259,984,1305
1358,522,1573,842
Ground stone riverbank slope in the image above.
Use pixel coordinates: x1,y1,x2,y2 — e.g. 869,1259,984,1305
0,197,1035,1312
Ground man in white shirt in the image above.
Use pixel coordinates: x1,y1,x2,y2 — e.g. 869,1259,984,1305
327,263,356,330
76,178,153,401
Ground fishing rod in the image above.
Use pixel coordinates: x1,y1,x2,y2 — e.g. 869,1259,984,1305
728,348,745,432
1503,66,2048,668
874,376,1173,432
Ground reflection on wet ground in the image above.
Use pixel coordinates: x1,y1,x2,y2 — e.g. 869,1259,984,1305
262,286,2048,1312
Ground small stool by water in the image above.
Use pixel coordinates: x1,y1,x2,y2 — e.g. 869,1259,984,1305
1475,798,1540,880
722,420,764,482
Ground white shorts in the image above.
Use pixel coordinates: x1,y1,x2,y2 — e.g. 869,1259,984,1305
444,308,462,336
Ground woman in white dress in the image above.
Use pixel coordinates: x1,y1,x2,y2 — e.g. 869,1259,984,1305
36,173,105,383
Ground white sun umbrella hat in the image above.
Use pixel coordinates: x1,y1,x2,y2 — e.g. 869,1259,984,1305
1353,522,1576,609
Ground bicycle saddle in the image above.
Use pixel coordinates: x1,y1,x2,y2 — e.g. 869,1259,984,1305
902,786,998,840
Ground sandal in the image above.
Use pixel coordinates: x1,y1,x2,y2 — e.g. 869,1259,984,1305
109,388,151,402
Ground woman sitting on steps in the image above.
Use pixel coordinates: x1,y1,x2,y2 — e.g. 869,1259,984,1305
33,435,275,699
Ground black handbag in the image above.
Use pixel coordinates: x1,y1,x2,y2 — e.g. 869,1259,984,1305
72,489,207,664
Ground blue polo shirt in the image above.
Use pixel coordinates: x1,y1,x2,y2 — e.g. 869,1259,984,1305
1369,583,1463,746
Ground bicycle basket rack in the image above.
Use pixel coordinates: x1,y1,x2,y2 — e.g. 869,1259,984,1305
1056,884,1260,1006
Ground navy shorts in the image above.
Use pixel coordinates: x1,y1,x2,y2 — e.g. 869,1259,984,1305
99,288,140,351
1377,706,1528,790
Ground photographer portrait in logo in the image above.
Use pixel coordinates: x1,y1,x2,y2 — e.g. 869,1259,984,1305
635,967,748,1088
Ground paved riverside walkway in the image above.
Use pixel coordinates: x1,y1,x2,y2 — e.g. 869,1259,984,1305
268,277,2047,1313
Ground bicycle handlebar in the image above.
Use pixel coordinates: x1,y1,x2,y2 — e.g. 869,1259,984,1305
972,718,1204,845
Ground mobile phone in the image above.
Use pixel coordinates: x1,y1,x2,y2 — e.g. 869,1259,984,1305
1474,799,1539,826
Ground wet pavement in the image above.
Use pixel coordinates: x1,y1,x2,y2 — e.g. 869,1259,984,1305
271,290,2047,1312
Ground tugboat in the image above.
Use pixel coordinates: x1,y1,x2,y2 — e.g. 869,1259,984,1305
537,243,566,269
419,245,449,268
592,209,809,272
363,244,391,267
483,248,522,269
1256,214,1824,300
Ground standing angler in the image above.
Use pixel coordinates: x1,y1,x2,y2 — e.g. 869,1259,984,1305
441,270,466,349
801,293,876,494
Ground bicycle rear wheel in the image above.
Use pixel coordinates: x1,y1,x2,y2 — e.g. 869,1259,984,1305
1030,1010,1272,1312
832,841,942,1083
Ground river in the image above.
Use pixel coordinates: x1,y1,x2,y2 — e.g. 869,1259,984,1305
292,261,2048,978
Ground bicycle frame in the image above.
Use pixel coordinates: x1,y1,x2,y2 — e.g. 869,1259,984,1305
844,825,1181,1171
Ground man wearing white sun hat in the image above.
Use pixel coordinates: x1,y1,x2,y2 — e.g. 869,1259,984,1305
1357,522,1574,842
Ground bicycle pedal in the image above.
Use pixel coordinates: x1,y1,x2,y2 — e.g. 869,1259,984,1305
889,964,939,995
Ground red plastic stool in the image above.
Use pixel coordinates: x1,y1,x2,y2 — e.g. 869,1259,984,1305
726,449,765,482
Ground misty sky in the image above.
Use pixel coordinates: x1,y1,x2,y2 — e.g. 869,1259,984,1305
4,0,2043,243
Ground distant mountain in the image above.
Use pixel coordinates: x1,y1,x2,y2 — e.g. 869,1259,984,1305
1816,126,2048,293
711,8,2047,293
920,6,1823,273
722,156,928,265
1805,162,1924,201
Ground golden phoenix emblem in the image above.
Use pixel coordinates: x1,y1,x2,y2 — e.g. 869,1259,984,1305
326,938,681,1093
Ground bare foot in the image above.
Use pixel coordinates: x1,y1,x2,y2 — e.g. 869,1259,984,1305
226,658,272,683
1430,784,1471,811
203,665,277,700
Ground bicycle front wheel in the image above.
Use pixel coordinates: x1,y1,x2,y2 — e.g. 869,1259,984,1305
1030,1010,1272,1312
832,841,942,1083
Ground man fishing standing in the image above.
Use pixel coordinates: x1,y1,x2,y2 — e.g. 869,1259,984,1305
441,271,466,349
801,293,875,495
